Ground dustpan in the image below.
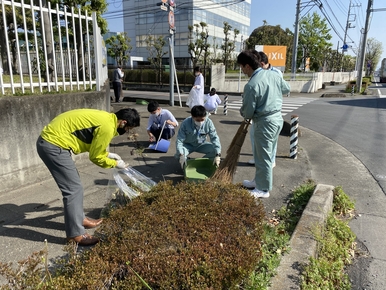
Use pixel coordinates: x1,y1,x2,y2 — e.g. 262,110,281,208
148,121,171,153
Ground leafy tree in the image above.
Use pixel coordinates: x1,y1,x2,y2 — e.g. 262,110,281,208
106,32,132,67
342,54,356,72
209,36,221,64
246,22,293,71
188,22,210,69
145,35,168,86
365,37,383,76
61,0,108,81
322,48,341,72
0,0,108,82
299,12,333,71
221,21,239,72
0,3,33,74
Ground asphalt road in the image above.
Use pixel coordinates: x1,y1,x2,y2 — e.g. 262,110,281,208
292,84,386,194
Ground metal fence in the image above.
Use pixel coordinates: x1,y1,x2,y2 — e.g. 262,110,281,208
0,0,107,95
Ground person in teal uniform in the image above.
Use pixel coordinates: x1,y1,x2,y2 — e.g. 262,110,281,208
175,105,221,169
238,50,290,198
248,50,284,166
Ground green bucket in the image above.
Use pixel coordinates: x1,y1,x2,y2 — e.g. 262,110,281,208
136,99,149,105
184,158,216,182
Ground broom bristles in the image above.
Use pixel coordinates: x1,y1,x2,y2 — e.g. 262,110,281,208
211,119,250,183
226,120,250,154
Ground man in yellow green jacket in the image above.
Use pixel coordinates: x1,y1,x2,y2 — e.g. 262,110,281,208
36,108,140,246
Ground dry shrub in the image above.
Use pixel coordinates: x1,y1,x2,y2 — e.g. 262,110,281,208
1,181,266,289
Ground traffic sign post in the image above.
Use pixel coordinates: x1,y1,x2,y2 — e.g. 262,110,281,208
158,0,177,106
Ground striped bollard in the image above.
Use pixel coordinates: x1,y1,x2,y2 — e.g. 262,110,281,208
290,115,299,159
223,94,228,115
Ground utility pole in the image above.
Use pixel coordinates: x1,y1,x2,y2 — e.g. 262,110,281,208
356,0,373,92
158,0,176,106
341,0,360,71
291,0,301,78
291,0,322,77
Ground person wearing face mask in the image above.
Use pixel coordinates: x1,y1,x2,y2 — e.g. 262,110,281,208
186,66,205,108
238,50,290,199
36,108,140,246
175,105,221,169
146,101,178,142
247,51,284,167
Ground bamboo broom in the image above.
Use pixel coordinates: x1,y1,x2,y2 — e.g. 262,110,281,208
211,119,251,183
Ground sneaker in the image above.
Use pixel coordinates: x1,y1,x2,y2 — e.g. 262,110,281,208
248,159,255,165
272,162,276,168
242,179,256,188
249,188,270,198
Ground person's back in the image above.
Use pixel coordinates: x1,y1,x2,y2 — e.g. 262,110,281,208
204,88,221,113
244,69,289,117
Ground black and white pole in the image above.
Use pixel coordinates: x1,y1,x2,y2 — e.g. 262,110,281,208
223,94,228,115
290,115,299,159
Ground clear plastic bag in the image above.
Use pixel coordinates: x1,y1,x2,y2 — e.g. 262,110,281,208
186,88,203,108
118,167,157,193
104,167,157,215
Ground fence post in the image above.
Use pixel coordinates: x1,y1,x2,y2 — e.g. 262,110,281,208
290,115,299,159
223,94,228,115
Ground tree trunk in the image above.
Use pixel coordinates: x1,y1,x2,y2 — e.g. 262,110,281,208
41,0,54,84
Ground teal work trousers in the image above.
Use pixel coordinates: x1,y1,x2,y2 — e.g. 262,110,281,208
252,112,283,191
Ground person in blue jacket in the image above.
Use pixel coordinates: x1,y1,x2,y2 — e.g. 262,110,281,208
238,50,290,198
175,105,221,169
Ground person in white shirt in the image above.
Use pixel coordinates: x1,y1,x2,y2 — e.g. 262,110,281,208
204,88,222,114
147,101,178,142
186,66,205,108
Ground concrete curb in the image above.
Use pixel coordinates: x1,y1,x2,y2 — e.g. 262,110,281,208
269,184,334,290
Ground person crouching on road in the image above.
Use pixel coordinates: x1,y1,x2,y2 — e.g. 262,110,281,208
36,108,140,246
146,100,178,143
238,50,290,199
204,88,222,115
175,105,221,169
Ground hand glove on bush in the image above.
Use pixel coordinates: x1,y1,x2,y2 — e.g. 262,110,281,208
179,155,187,169
213,156,221,167
116,159,128,169
108,153,122,160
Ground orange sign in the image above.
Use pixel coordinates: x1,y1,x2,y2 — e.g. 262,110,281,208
254,45,287,67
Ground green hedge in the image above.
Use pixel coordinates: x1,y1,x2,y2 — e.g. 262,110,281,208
108,68,210,86
345,77,371,94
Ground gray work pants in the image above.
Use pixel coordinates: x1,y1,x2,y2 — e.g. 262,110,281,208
36,136,85,238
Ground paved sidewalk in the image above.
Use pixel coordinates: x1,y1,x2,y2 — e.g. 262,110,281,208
1,84,385,289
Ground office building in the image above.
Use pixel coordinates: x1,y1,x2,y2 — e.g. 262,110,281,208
123,0,251,66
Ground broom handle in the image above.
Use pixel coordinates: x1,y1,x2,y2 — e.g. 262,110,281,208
155,121,167,150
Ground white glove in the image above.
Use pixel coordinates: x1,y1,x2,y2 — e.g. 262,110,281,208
179,155,187,169
116,159,128,169
108,153,122,160
213,156,221,167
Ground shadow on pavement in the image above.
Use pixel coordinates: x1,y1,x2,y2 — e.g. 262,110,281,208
329,98,386,109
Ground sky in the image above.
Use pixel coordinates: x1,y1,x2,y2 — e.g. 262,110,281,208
103,0,386,69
